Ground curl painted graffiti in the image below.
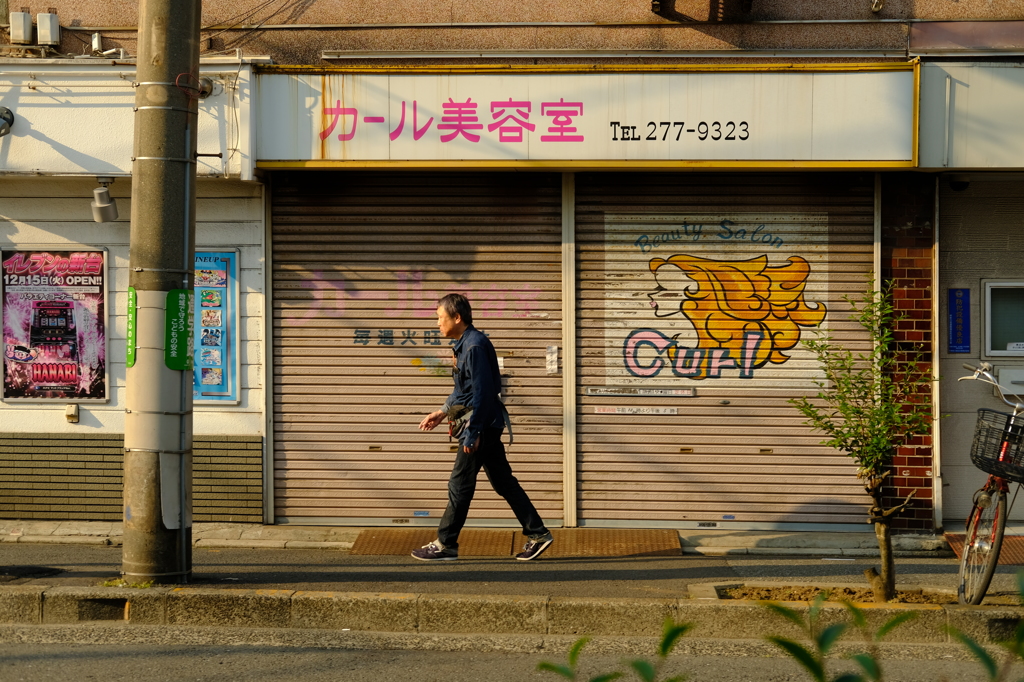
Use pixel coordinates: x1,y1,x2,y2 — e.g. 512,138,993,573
624,254,826,380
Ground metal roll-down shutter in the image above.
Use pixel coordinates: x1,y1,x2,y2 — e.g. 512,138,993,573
271,171,564,525
575,172,875,527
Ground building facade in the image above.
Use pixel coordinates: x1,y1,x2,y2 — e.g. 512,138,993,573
4,1,1021,535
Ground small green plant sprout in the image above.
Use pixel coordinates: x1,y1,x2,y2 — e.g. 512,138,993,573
946,572,1024,682
841,600,917,682
764,594,850,682
537,637,623,682
621,619,693,682
537,619,694,682
763,593,916,682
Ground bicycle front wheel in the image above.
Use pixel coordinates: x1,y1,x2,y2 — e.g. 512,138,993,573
958,485,1007,605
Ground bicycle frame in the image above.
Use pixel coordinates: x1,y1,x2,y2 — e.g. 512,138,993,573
957,363,1024,604
968,474,1011,532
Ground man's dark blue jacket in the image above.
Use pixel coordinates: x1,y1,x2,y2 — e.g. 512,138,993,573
442,325,504,446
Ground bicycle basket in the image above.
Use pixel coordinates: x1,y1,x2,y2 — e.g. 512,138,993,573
970,408,1024,483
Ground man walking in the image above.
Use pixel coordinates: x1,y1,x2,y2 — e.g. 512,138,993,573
414,293,554,562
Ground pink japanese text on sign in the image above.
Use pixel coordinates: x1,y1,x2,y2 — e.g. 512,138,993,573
319,97,584,145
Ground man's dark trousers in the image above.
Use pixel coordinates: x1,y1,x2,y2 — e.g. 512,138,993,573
437,428,547,549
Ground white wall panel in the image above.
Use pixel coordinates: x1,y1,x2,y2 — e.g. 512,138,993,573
921,63,1024,169
0,177,265,435
938,178,1024,520
0,61,259,179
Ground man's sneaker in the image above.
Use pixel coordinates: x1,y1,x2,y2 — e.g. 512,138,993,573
516,533,554,561
411,539,458,561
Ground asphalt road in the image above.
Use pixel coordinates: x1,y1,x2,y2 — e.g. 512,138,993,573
0,641,1005,682
3,542,1010,598
4,537,1018,682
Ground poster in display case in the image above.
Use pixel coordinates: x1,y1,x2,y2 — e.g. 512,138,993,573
2,248,109,401
193,249,240,404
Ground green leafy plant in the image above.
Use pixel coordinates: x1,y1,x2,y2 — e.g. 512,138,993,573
537,619,694,682
789,281,934,601
763,593,917,682
842,600,917,681
947,572,1024,682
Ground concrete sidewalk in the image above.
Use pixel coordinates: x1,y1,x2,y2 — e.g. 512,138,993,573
3,518,1017,653
0,519,951,556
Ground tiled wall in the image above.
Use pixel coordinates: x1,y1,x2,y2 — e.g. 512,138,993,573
0,433,262,522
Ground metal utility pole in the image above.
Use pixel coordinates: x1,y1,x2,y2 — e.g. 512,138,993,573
122,0,202,584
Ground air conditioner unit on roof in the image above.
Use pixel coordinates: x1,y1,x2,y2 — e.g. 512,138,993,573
9,12,34,45
37,12,61,47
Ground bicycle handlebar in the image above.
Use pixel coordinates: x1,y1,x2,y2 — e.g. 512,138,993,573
962,362,993,373
959,361,1024,411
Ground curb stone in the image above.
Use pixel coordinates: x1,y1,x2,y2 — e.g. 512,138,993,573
2,535,121,546
1,586,1019,645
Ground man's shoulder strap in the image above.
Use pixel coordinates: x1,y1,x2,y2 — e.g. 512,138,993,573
499,400,513,445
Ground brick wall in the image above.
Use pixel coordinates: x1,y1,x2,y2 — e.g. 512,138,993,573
880,173,936,532
0,433,262,523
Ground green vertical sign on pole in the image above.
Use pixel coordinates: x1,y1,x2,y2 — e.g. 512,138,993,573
126,286,137,368
165,289,194,371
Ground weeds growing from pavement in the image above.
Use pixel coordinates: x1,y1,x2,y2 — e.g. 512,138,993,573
763,593,916,682
537,593,917,682
944,572,1024,682
537,619,693,682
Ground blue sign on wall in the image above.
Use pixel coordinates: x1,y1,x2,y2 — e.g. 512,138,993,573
193,250,240,403
948,288,971,354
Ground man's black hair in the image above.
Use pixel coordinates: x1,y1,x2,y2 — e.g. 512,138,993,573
438,293,473,325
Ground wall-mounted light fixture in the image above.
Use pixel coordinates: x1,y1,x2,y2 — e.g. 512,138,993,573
91,177,119,223
197,77,214,99
0,108,14,138
65,404,80,424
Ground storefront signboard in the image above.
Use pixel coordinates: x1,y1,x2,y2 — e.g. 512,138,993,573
258,69,916,165
1,249,109,401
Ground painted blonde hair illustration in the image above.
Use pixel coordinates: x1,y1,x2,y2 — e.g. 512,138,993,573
646,254,826,377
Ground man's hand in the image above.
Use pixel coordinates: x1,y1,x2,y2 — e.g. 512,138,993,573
419,410,446,431
463,435,481,454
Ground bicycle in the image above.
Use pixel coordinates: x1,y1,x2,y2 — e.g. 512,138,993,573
956,362,1024,605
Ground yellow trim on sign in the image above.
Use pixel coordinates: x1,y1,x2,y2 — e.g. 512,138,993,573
912,59,921,168
258,159,916,170
256,61,917,76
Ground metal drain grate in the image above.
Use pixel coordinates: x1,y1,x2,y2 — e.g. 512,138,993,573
349,527,682,557
540,528,681,558
350,528,514,556
945,533,1024,565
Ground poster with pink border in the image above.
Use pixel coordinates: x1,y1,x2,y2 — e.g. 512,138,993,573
2,249,108,401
